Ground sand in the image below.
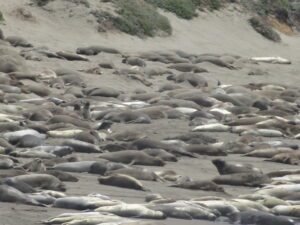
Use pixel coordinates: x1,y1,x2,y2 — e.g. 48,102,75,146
0,0,300,225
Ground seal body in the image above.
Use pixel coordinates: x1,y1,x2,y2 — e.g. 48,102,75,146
98,174,148,191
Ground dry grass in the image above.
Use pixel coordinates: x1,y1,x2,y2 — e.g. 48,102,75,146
267,16,294,36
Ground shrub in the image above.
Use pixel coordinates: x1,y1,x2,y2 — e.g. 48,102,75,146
32,0,53,6
0,11,4,22
113,0,172,37
242,0,290,16
191,0,221,11
249,16,281,42
146,0,197,19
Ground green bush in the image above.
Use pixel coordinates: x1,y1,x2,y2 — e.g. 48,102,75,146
249,16,281,42
242,0,290,16
191,0,221,11
0,11,4,22
146,0,197,19
113,0,172,37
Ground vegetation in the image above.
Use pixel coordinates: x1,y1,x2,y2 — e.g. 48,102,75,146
0,11,4,22
32,0,53,6
146,0,197,19
192,0,222,11
113,0,172,37
145,0,222,19
249,16,281,42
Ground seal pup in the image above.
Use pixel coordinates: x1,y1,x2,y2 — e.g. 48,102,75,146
212,159,262,175
98,174,149,191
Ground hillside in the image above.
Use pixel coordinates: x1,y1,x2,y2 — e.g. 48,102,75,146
1,1,300,225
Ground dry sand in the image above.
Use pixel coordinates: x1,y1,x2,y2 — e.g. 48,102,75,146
0,1,300,225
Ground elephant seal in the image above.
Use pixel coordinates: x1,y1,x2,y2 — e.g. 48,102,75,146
0,123,22,135
166,132,216,145
30,146,74,157
96,203,166,219
62,139,102,153
212,159,262,175
230,211,294,225
167,72,208,87
105,167,160,181
98,150,165,166
244,147,295,158
103,110,152,124
266,152,300,165
4,129,45,144
15,134,44,148
56,51,88,61
168,63,208,73
108,130,146,142
53,196,120,210
47,115,91,129
0,184,44,206
98,174,149,191
192,56,235,69
45,170,78,182
185,144,227,156
132,138,195,157
0,156,14,169
267,169,300,178
272,205,300,218
213,173,271,187
83,86,121,98
122,56,146,67
76,46,120,55
51,161,107,175
10,174,66,191
5,36,33,47
151,201,217,220
142,149,177,162
170,180,225,192
74,130,101,144
21,158,46,172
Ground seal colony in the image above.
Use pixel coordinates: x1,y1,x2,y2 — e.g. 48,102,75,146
0,26,300,225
